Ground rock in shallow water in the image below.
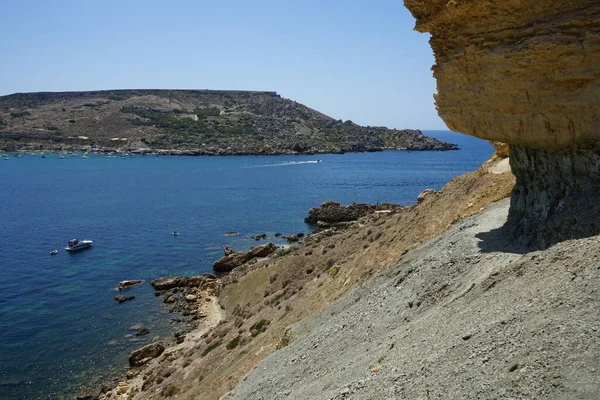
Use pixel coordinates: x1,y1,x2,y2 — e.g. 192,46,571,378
128,342,165,367
113,295,135,303
150,275,215,290
117,279,144,290
247,242,278,258
213,252,248,273
135,327,149,336
305,200,403,224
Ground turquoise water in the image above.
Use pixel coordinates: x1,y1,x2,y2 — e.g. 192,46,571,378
0,131,493,399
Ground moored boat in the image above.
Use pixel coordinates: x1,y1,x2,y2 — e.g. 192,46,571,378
65,239,93,251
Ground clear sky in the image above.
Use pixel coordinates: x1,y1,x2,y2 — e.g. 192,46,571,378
0,0,447,130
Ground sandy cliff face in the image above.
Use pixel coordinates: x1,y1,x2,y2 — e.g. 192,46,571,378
405,0,600,247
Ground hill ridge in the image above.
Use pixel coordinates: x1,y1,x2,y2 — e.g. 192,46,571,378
0,89,457,155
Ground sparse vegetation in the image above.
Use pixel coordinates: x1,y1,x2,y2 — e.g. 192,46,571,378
275,247,295,258
226,335,241,350
201,341,222,357
10,110,30,118
193,107,220,118
249,319,269,332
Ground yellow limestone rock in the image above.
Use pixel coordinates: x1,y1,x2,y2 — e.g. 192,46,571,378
404,0,600,150
116,381,129,395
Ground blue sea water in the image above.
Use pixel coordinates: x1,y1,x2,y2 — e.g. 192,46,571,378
0,131,493,399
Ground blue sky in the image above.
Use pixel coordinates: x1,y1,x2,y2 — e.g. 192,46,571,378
0,0,447,129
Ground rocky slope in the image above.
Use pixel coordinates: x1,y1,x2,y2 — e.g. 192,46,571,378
225,198,600,400
98,156,515,400
0,90,457,154
404,0,600,248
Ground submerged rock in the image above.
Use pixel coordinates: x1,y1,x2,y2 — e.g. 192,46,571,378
128,342,165,367
75,390,100,400
135,327,149,336
114,295,135,303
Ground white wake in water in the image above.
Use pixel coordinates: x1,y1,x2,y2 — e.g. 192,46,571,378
244,160,321,168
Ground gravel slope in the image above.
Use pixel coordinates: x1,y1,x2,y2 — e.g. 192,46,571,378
224,199,600,399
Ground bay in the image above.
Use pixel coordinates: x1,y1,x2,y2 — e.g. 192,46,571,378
0,130,493,399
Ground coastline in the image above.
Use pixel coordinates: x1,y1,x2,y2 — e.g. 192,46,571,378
94,155,516,400
1,143,459,157
107,294,223,398
78,285,223,400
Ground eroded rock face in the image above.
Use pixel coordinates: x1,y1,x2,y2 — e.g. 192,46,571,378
405,0,600,247
404,0,600,149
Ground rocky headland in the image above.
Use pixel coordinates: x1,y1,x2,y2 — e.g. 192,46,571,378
0,89,457,155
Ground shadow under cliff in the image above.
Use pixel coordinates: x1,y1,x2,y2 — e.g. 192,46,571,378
478,146,600,254
475,223,530,254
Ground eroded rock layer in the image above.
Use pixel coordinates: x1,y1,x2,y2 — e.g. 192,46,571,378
404,0,600,149
405,0,600,247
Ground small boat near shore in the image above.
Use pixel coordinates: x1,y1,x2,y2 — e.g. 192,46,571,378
49,250,58,256
65,239,93,252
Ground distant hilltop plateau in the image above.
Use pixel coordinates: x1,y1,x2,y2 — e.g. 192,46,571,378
0,89,457,154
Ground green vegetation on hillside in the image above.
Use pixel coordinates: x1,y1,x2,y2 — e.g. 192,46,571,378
0,89,458,154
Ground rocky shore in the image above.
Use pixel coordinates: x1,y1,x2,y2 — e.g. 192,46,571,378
78,275,222,400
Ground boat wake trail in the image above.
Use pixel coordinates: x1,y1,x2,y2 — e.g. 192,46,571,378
245,160,321,168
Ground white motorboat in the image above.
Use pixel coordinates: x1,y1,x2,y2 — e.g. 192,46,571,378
65,239,93,251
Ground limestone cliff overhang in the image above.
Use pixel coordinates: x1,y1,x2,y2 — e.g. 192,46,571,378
404,0,600,151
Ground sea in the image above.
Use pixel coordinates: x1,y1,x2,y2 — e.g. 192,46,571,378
0,131,493,399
